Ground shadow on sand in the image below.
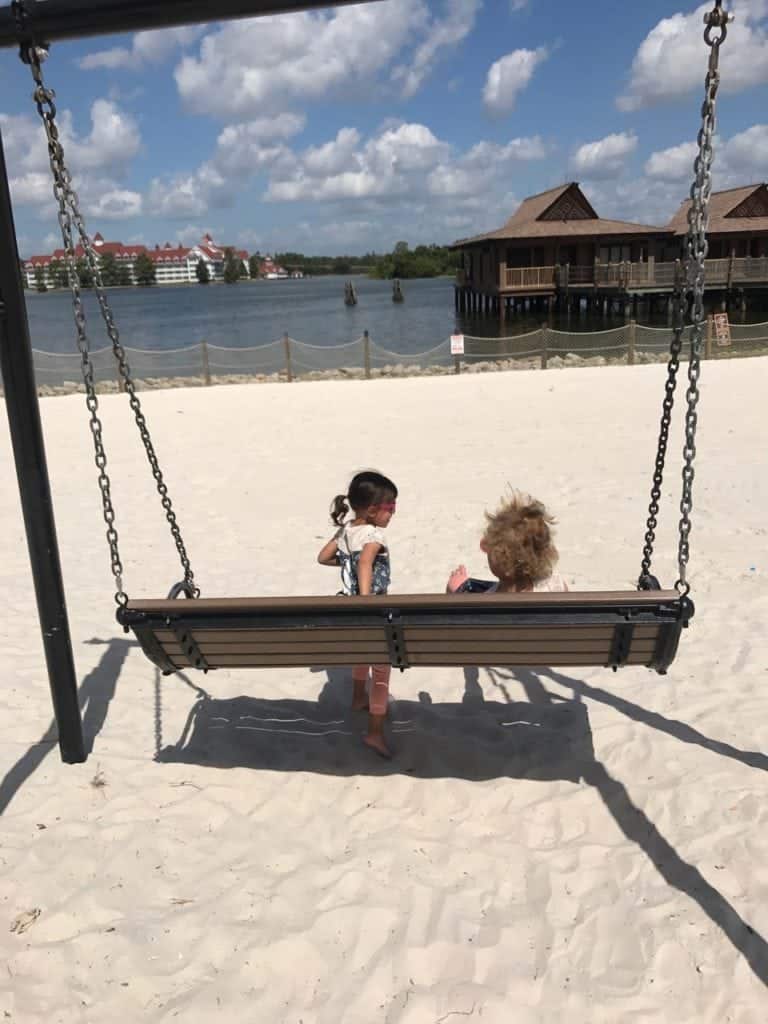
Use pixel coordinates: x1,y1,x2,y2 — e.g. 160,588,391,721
0,637,133,816
3,646,767,986
157,662,768,985
156,665,592,781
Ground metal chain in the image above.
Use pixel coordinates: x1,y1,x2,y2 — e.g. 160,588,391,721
677,2,729,595
22,45,199,603
639,1,729,594
638,262,687,589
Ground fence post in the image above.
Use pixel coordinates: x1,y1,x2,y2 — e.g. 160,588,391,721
454,353,461,374
363,330,371,379
627,319,636,366
540,324,548,370
283,332,293,382
705,314,713,359
201,339,211,386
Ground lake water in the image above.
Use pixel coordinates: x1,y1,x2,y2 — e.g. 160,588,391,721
23,275,768,355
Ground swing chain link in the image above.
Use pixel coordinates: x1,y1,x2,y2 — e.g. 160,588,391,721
23,47,199,604
639,1,726,596
676,2,726,595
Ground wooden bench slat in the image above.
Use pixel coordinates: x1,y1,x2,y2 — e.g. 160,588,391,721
160,639,657,658
161,641,390,657
405,625,660,642
127,590,681,613
155,625,661,645
167,651,654,668
405,639,656,655
155,628,386,644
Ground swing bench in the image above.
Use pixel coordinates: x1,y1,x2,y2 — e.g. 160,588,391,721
20,1,731,678
120,590,686,675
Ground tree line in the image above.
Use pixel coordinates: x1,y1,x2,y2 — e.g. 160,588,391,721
274,242,459,280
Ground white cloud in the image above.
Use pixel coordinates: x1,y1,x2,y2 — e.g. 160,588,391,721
1,101,141,217
720,123,768,179
88,189,143,220
645,124,768,187
510,0,529,9
147,114,303,216
79,26,204,70
644,141,698,182
483,47,548,114
260,121,545,204
428,137,547,195
581,178,682,227
392,0,481,98
618,0,768,111
75,100,142,172
571,132,638,179
302,128,362,177
175,2,427,117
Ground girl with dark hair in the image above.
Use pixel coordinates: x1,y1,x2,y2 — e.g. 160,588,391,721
317,470,398,758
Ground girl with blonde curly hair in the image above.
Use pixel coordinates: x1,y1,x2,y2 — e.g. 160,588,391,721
447,492,568,594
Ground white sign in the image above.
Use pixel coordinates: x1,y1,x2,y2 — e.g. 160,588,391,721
450,334,465,355
713,313,731,347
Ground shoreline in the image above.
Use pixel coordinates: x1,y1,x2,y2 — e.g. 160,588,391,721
20,345,768,398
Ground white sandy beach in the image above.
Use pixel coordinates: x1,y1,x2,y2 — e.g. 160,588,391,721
1,357,767,1022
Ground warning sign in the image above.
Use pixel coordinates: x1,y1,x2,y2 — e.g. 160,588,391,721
713,313,731,347
450,334,465,355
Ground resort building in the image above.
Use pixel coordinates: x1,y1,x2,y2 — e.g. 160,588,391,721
452,182,768,318
23,232,250,288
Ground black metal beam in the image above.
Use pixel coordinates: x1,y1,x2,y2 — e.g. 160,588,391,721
0,125,85,764
0,0,380,49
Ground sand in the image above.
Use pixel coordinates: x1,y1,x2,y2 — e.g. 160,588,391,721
1,357,766,1022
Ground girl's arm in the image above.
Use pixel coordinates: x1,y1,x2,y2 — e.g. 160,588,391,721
317,537,340,566
356,542,381,595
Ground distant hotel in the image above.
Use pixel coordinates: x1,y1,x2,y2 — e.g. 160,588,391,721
23,232,296,288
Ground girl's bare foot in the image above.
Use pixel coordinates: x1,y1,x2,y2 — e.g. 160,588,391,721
446,564,469,593
352,677,369,711
363,734,392,759
364,712,392,759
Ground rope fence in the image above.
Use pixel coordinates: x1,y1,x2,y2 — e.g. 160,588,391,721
26,318,768,393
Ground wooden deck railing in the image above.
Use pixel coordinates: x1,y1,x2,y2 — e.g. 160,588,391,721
503,266,557,290
455,256,768,293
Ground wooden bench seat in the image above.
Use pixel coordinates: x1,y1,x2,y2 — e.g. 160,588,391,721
117,590,691,675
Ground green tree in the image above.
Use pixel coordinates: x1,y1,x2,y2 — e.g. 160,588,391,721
248,254,261,279
34,266,48,292
134,252,156,286
99,252,120,286
76,257,93,288
117,265,133,287
196,258,211,284
223,247,242,284
48,258,69,289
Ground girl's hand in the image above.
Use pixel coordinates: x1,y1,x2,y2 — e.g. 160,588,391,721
446,565,469,593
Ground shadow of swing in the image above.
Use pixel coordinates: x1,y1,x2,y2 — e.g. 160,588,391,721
156,664,593,781
156,662,768,985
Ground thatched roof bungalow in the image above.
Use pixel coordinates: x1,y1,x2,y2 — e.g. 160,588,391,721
452,183,671,295
452,182,768,302
668,183,768,259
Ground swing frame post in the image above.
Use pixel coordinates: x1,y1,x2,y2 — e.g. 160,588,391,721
0,125,85,764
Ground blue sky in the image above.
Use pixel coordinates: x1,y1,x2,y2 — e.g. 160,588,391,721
2,0,767,257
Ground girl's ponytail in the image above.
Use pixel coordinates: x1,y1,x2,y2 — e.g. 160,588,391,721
330,494,349,526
